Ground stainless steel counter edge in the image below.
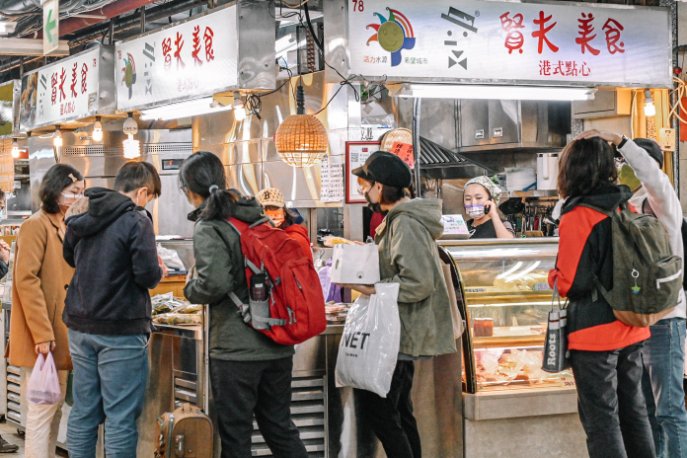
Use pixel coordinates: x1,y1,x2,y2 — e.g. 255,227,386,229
463,386,578,421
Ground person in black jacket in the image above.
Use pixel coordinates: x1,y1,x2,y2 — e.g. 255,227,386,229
63,162,163,458
549,137,655,458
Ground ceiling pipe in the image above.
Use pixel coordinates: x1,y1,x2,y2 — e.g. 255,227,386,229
59,0,156,36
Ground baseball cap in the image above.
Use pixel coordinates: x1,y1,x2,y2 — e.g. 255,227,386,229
352,151,412,188
256,187,285,208
633,138,664,168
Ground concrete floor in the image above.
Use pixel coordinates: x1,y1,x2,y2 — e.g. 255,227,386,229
0,420,68,457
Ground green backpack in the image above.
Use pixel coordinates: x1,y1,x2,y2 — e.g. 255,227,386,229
581,203,682,327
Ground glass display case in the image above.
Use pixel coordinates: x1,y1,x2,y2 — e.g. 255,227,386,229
440,238,575,394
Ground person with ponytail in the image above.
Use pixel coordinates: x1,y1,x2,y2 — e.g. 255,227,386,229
181,152,308,458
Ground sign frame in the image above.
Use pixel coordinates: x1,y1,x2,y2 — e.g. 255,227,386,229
19,43,116,131
114,2,275,112
325,0,673,88
345,141,381,204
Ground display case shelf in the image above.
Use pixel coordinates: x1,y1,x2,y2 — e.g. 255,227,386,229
439,238,574,394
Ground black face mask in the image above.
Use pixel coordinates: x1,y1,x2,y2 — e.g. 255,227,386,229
364,190,383,214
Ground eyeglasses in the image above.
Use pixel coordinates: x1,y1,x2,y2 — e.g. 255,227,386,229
357,180,375,195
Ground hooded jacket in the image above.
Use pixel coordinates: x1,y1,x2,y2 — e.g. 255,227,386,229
376,198,457,357
63,187,162,335
184,197,294,361
548,184,650,351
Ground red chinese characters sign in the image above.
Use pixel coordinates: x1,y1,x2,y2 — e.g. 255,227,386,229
24,47,101,129
115,6,244,110
346,0,671,87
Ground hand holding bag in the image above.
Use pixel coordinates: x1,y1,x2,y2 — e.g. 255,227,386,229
335,283,400,397
542,280,570,373
28,352,61,405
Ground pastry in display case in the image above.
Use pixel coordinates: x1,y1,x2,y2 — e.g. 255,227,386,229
440,239,575,393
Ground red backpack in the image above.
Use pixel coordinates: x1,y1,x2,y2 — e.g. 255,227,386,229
226,218,326,345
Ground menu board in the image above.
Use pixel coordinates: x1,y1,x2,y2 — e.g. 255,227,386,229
345,141,380,204
319,155,344,203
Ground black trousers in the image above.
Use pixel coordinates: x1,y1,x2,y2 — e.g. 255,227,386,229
354,361,421,458
570,343,656,458
209,357,308,458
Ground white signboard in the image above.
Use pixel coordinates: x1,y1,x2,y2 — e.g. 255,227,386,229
319,156,344,203
115,6,239,110
441,214,470,237
346,0,671,87
345,141,379,204
21,47,100,129
42,0,59,55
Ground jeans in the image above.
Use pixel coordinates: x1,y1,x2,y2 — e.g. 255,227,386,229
570,343,656,458
354,361,421,458
642,318,687,458
67,330,148,458
20,367,68,458
209,357,308,458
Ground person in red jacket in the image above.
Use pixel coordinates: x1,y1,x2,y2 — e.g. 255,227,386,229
256,187,312,259
549,137,655,458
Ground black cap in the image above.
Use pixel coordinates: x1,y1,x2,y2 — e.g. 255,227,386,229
352,151,412,188
633,138,664,168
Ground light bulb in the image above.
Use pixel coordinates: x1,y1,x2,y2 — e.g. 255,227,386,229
233,91,246,121
123,113,138,136
92,117,103,142
644,89,656,117
123,133,140,159
10,139,19,159
53,129,63,148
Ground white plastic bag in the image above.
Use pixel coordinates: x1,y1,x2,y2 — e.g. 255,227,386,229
331,243,381,284
28,352,61,405
157,244,186,272
335,283,400,397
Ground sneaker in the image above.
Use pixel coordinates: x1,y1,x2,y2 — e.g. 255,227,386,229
0,435,18,453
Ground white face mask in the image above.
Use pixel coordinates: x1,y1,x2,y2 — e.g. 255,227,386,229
465,204,486,219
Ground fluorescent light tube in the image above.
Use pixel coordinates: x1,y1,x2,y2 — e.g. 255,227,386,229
392,84,596,101
140,97,232,121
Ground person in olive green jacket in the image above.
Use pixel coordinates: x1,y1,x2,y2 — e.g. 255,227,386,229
181,152,307,458
349,151,456,458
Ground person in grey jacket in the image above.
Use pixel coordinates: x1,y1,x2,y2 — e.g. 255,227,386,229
181,152,307,458
348,151,456,458
578,130,687,458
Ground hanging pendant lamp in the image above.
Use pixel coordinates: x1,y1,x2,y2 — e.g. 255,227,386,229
274,79,328,167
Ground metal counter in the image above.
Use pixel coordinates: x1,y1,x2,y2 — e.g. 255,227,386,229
142,319,463,458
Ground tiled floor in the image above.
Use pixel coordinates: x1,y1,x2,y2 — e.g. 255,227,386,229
0,420,68,456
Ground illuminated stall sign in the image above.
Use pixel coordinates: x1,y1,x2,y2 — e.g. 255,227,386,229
19,45,115,131
341,0,671,87
115,4,275,111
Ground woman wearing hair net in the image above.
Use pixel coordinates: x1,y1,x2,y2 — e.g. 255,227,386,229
463,176,515,239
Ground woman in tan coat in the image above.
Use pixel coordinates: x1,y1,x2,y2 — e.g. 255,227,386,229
8,164,84,458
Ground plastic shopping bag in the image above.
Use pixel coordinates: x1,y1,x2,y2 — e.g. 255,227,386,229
28,352,61,405
335,283,400,398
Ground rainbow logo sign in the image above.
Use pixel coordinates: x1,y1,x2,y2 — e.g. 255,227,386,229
366,8,416,67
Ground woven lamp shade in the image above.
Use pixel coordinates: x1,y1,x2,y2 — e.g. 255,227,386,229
274,114,329,167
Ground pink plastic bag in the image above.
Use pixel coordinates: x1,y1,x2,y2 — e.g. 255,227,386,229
28,352,61,405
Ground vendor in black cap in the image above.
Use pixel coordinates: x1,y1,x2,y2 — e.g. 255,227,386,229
346,151,456,458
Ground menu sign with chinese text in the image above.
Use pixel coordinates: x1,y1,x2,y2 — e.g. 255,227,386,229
20,46,110,130
115,6,241,110
346,141,380,204
345,0,671,87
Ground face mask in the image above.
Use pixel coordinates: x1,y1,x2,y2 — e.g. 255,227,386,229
364,190,383,213
465,204,486,219
618,164,641,192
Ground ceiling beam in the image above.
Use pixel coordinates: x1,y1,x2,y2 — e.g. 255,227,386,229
0,38,69,56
